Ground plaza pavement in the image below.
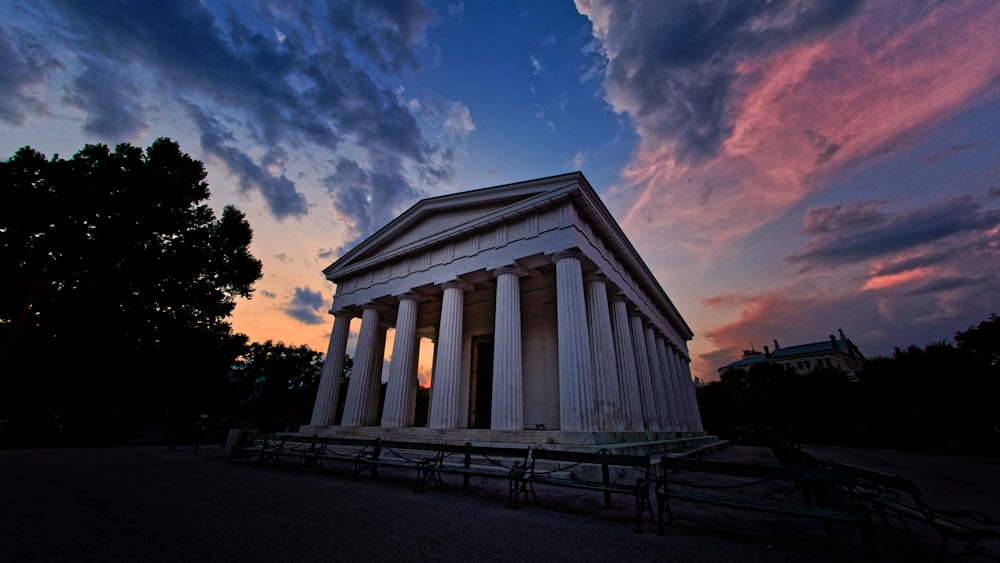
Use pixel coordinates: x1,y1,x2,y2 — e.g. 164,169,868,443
1,441,998,562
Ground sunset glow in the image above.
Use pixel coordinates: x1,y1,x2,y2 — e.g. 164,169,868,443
3,0,999,383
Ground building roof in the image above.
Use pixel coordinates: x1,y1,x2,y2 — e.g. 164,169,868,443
721,335,858,370
323,172,694,342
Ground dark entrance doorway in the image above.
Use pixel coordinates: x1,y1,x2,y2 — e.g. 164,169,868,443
470,335,494,429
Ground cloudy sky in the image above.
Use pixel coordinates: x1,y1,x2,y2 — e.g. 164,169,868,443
3,0,999,384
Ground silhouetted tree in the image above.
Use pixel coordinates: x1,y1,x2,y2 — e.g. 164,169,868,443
230,341,324,431
698,314,1000,454
0,139,263,442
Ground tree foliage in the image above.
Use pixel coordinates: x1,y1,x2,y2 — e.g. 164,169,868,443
697,313,1000,455
228,340,327,431
0,139,263,438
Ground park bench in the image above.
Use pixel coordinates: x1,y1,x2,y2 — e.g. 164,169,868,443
508,447,656,532
819,459,1000,561
227,431,283,465
657,455,879,560
349,438,452,492
232,434,322,468
435,442,531,491
290,435,375,474
769,441,1000,560
356,440,532,493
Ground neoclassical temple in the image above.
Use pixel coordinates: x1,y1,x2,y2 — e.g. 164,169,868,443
304,172,704,443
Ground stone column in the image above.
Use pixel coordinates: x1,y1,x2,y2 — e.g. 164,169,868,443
554,250,596,431
630,315,657,430
681,356,704,432
428,281,467,429
363,324,388,424
585,276,624,431
656,337,682,432
491,266,524,431
644,326,666,431
666,347,687,431
309,311,352,426
407,338,420,426
341,305,382,427
382,294,420,428
610,296,643,431
674,350,696,432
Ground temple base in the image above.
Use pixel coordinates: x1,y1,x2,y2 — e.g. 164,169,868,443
294,425,726,457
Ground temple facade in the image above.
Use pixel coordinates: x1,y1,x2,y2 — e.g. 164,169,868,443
305,172,703,440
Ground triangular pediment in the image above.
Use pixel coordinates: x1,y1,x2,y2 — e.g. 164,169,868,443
324,173,583,279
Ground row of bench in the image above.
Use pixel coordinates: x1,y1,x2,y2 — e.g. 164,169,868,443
228,432,896,557
770,440,1000,561
229,432,658,530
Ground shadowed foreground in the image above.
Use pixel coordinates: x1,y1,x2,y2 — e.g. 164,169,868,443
1,443,997,562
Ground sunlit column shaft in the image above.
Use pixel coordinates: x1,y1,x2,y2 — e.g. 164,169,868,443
610,297,643,431
382,294,419,428
586,276,624,431
491,267,524,431
630,315,657,430
309,311,352,426
341,305,381,427
554,251,596,431
428,281,466,429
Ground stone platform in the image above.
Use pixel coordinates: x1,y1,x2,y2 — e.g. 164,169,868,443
293,425,727,458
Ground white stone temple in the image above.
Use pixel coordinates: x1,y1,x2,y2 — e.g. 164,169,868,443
302,172,706,448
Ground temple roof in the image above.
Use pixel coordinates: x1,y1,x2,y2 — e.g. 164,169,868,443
323,171,693,341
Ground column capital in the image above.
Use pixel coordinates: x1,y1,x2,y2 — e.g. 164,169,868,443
492,265,527,278
583,272,609,285
551,249,584,263
396,292,424,303
608,292,630,304
441,279,472,292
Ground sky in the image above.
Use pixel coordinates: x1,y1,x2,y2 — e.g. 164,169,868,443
2,0,999,385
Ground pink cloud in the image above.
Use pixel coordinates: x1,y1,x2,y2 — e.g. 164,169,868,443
603,0,1000,255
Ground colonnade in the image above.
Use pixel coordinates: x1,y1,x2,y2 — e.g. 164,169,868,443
309,249,703,433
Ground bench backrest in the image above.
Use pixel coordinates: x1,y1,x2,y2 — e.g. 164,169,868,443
532,448,650,469
460,443,531,465
662,456,856,487
821,460,923,499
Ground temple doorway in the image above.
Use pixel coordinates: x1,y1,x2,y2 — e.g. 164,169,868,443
469,335,494,429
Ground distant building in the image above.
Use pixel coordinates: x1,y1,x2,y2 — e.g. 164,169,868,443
717,329,866,379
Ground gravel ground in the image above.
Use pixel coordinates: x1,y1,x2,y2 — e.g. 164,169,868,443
1,442,997,562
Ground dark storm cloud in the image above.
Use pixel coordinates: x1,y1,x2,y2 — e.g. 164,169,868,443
787,196,1000,270
900,275,992,296
63,58,147,140
187,102,308,219
285,286,326,325
325,0,432,74
922,141,981,164
580,0,862,161
323,155,423,254
32,0,449,228
801,200,891,236
0,24,60,125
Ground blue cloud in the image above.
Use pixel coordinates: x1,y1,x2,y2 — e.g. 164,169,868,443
17,0,452,231
285,286,326,325
787,196,1000,270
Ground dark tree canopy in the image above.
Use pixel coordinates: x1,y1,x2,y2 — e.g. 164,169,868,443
0,138,263,440
229,340,327,432
697,313,1000,455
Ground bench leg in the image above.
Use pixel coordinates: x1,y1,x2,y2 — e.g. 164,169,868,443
353,458,377,481
507,477,534,508
634,480,655,533
656,494,674,534
414,465,443,494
